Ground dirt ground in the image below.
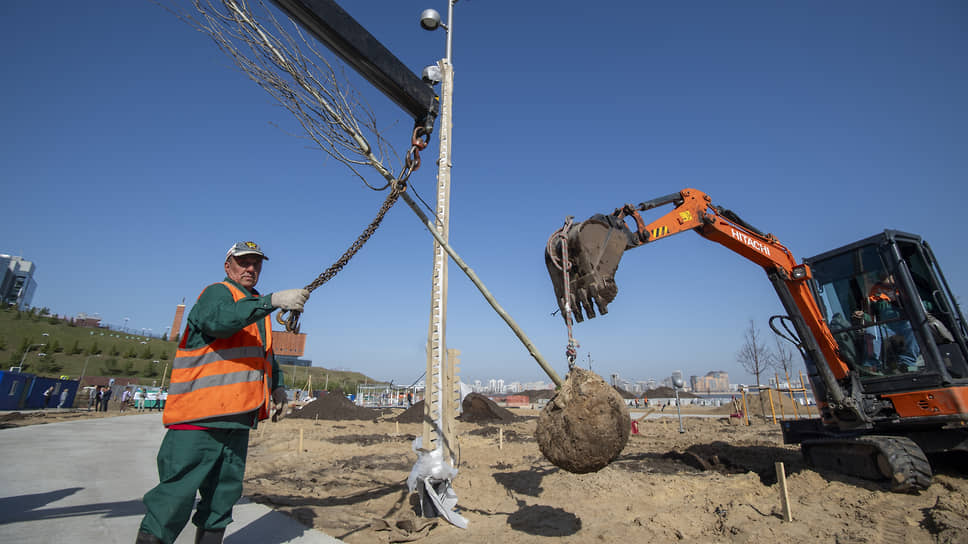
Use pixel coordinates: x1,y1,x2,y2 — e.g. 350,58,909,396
5,397,968,543
244,398,968,544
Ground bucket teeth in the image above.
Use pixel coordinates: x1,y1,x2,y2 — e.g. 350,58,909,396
547,215,631,324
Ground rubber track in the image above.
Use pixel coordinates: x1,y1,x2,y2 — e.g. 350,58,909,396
861,436,932,493
802,435,932,493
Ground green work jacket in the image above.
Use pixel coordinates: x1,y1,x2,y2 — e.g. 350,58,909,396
180,277,283,429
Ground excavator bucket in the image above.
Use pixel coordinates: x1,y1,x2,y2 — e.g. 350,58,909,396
545,214,634,323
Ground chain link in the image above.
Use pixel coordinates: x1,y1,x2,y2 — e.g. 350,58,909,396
399,125,430,183
551,217,580,368
278,188,400,333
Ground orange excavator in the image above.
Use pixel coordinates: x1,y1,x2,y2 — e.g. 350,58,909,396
546,188,968,492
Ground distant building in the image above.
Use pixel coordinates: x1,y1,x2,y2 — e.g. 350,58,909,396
272,330,311,367
74,313,102,328
169,301,186,341
0,254,37,310
691,371,730,393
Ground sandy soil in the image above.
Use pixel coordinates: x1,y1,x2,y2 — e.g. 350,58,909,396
6,398,968,543
244,401,968,544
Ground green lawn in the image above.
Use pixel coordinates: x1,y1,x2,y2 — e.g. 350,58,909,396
0,306,377,391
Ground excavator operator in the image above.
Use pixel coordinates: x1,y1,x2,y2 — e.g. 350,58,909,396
852,271,920,373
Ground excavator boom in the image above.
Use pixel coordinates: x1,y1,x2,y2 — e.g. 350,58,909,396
548,189,801,321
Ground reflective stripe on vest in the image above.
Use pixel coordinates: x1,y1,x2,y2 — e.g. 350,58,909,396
163,282,274,426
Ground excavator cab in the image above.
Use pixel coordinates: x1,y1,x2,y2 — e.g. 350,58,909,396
805,230,968,396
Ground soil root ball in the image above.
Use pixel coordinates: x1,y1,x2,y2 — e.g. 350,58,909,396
535,367,630,473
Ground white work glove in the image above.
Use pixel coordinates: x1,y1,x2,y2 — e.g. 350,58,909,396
271,289,309,311
271,387,288,422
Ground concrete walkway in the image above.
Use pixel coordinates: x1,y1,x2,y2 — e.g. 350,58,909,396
0,413,342,544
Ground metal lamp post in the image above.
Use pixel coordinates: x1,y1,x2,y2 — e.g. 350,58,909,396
416,2,466,529
419,3,457,459
672,376,685,434
15,343,47,372
79,354,101,385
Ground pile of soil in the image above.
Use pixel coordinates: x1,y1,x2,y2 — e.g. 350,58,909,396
535,367,630,474
394,400,425,424
393,393,518,424
614,386,636,399
290,392,385,421
521,389,556,402
458,393,517,423
645,386,699,398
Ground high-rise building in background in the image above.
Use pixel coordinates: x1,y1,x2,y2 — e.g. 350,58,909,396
690,371,730,393
0,255,37,310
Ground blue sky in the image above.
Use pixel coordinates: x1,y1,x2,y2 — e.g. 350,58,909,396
3,1,966,387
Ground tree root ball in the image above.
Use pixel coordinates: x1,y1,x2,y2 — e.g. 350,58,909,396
535,367,631,473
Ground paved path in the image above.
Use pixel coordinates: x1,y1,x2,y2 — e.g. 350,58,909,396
0,413,342,543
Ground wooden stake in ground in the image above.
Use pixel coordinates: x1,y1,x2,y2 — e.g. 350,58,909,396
299,428,304,454
775,461,793,522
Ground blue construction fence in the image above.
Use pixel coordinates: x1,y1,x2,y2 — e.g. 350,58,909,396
0,371,80,410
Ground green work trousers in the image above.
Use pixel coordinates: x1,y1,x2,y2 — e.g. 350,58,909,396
139,428,249,544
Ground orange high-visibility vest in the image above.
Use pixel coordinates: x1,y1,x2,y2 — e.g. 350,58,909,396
869,282,897,303
164,282,274,426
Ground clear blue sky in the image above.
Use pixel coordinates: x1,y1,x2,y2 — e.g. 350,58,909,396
3,1,966,387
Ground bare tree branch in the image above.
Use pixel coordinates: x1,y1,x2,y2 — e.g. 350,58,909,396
736,319,772,387
158,0,403,190
736,319,773,417
771,335,797,384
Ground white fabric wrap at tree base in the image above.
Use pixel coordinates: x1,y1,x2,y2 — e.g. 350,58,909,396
407,437,468,528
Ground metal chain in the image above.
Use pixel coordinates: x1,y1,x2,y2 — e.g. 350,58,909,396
399,125,430,184
277,127,430,334
552,217,579,368
278,188,401,333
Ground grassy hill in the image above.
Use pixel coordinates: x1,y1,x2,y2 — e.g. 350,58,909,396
0,306,377,391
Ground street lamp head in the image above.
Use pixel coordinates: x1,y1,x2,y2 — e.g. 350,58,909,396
419,9,442,31
672,376,684,389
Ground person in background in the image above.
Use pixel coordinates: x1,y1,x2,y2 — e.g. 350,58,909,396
121,388,132,412
153,389,166,412
134,388,145,411
136,241,309,544
100,386,112,412
43,386,54,408
58,388,69,409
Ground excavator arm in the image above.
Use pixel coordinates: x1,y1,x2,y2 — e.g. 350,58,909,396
546,188,853,387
